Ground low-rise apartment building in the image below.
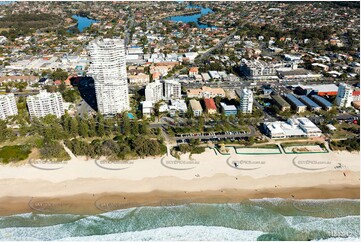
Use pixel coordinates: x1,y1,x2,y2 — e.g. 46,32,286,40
240,59,279,80
203,98,217,115
311,95,333,111
189,99,203,117
284,93,307,113
220,102,237,116
299,95,322,112
272,94,291,112
187,86,225,99
128,73,150,85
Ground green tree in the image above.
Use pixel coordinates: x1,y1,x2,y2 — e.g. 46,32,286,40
15,82,27,92
88,117,97,137
198,116,205,132
58,81,67,93
51,68,68,81
78,118,89,138
140,120,148,135
69,118,78,138
122,114,131,136
132,119,139,135
96,114,105,137
0,120,15,142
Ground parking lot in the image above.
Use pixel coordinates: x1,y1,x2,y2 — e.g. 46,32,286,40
174,130,255,143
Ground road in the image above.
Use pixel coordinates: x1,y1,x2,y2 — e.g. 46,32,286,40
181,77,359,91
196,27,239,62
124,10,135,46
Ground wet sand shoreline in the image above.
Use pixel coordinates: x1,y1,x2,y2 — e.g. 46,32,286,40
0,185,359,216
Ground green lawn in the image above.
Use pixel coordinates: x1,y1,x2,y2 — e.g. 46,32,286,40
0,145,31,164
280,141,323,148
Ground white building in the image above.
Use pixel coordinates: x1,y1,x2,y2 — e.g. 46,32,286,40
240,59,279,80
168,99,188,116
263,117,322,139
189,99,203,117
26,91,64,118
238,88,253,113
336,83,353,108
142,101,153,117
0,93,18,120
164,79,181,100
182,52,198,63
145,80,163,102
208,71,221,79
88,38,129,115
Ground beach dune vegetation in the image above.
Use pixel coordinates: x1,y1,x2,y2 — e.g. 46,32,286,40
0,145,31,164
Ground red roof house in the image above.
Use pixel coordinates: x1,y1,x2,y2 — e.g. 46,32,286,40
204,98,217,114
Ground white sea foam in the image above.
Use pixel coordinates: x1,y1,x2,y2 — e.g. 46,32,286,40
312,237,360,241
0,201,359,241
289,216,360,238
59,226,265,241
249,198,360,203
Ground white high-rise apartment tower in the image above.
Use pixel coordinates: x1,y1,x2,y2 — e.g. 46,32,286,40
145,80,163,103
26,91,64,118
0,93,18,120
336,83,353,108
239,88,253,113
164,79,181,100
88,38,129,115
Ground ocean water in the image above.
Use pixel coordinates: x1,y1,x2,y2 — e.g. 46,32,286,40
0,199,359,241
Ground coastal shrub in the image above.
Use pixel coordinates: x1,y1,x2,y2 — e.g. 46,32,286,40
330,137,360,151
179,144,192,153
0,145,31,164
191,146,205,154
64,135,167,159
0,120,16,142
39,140,70,161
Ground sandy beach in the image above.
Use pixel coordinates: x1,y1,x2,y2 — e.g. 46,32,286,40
0,148,359,215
